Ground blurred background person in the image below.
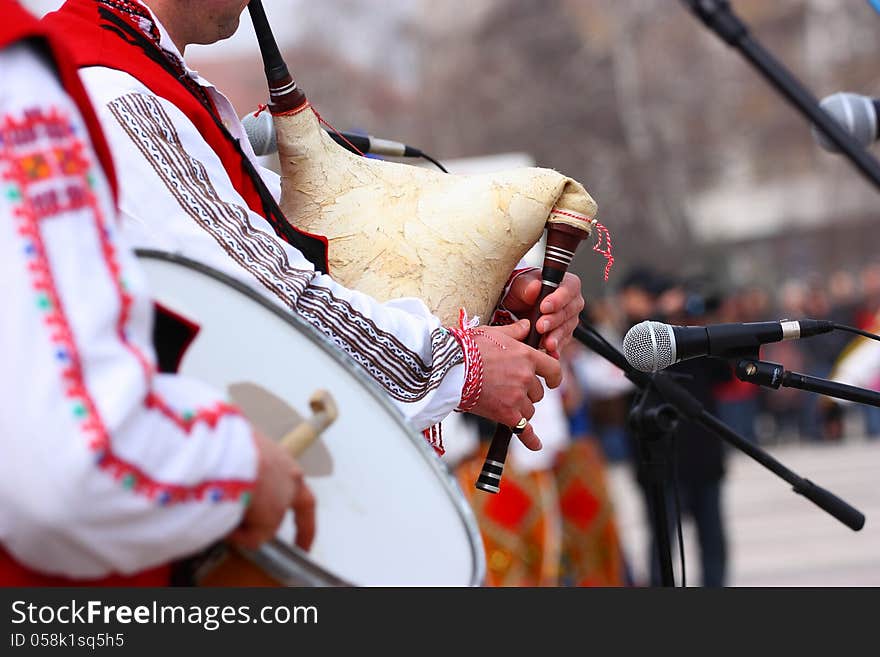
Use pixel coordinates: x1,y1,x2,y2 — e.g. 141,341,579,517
711,286,762,444
664,281,731,587
571,301,635,463
584,268,669,464
827,280,880,442
849,262,880,439
447,348,631,587
625,275,732,587
760,279,811,443
452,394,568,587
557,342,631,586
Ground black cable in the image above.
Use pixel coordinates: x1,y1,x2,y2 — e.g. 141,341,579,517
419,152,449,173
670,439,686,588
832,322,880,343
579,321,629,370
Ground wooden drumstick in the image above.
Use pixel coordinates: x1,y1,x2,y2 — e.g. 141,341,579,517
279,389,338,458
195,389,337,587
475,218,592,494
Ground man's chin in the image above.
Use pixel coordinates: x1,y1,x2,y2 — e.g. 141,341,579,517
220,18,241,41
205,17,241,44
193,23,240,45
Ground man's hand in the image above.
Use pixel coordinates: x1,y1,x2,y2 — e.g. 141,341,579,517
229,431,316,551
467,319,562,451
501,270,585,358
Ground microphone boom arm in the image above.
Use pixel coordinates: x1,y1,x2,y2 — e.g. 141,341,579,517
680,0,880,193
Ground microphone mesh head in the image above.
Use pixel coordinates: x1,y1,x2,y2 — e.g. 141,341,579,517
241,110,277,156
813,92,877,152
622,321,675,372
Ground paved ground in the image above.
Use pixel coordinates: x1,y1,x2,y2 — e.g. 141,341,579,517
606,437,880,586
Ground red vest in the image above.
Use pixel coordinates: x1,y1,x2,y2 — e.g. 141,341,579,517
0,0,168,587
43,0,329,273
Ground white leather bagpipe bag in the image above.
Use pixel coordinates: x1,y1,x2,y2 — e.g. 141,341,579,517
137,250,485,586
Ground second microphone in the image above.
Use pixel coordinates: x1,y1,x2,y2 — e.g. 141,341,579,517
241,109,423,158
623,319,835,373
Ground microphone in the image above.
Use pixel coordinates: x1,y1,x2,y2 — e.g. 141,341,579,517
240,110,423,158
241,109,277,156
812,92,880,152
623,319,835,373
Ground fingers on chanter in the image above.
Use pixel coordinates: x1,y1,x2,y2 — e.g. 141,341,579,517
518,425,542,451
527,377,544,403
532,350,562,387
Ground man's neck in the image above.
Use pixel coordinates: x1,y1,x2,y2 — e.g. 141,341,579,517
139,0,191,55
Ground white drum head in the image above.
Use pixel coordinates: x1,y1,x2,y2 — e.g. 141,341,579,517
137,251,485,586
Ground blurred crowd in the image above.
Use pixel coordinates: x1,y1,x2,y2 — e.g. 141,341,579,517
575,261,880,458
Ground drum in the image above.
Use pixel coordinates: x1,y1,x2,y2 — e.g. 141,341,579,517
137,250,485,586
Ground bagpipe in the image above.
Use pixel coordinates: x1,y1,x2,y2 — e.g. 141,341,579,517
245,0,601,493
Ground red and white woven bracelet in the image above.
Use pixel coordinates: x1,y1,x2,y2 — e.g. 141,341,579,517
420,310,485,457
448,309,484,412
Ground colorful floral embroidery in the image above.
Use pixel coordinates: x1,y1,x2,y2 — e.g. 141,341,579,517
1,106,250,505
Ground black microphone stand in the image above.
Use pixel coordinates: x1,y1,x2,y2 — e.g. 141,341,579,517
680,0,880,193
573,320,865,587
627,373,681,586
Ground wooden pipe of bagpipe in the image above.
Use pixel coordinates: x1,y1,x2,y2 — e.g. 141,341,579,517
247,0,306,113
475,220,591,494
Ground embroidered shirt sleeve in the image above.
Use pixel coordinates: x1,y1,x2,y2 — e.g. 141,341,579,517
0,46,257,579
